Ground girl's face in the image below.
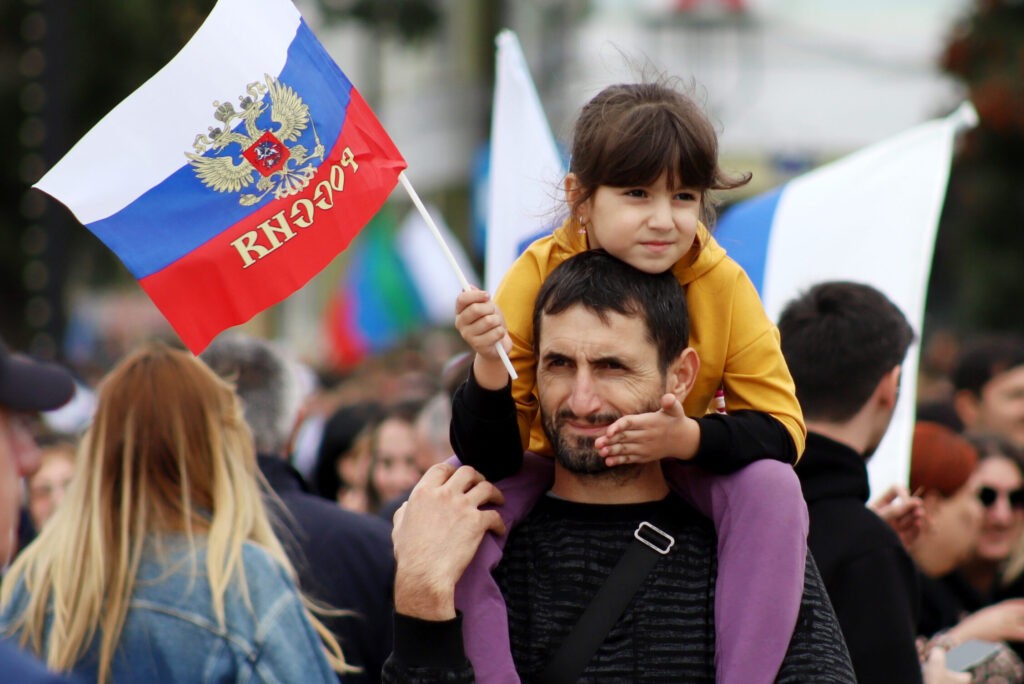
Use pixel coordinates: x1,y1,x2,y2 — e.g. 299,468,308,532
576,170,702,274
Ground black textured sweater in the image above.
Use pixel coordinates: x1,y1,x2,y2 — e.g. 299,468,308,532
382,493,855,683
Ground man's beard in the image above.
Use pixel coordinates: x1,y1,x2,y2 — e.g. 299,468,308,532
543,401,658,477
545,408,618,474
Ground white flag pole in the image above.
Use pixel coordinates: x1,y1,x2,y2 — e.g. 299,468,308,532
398,171,518,380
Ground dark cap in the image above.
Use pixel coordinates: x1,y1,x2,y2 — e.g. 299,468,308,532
0,339,75,412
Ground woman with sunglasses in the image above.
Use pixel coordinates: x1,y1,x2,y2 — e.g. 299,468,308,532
953,433,1024,612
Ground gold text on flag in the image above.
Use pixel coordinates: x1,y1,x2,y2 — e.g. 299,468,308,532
229,148,359,268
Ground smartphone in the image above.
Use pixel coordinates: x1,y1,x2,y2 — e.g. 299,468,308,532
945,639,1003,672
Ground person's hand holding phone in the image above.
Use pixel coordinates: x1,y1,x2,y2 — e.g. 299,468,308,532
922,648,971,684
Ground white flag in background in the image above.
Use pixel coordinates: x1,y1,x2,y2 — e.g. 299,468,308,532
715,102,978,495
485,30,566,292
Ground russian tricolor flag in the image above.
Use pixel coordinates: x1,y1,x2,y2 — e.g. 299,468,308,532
35,0,406,353
716,103,977,493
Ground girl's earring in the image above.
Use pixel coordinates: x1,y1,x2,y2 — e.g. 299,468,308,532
576,216,587,235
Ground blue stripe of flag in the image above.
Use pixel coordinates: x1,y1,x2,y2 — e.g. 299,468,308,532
713,186,784,296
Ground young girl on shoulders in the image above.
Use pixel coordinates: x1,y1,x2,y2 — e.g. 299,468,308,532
452,79,808,684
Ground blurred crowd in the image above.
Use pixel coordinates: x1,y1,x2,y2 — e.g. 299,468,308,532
0,326,471,683
4,320,1024,682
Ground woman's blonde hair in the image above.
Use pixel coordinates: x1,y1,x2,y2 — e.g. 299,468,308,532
1,342,348,681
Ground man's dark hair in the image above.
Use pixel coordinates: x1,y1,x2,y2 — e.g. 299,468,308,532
532,249,688,373
778,281,915,422
952,334,1024,396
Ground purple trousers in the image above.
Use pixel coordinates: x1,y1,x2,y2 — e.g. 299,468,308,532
453,455,808,684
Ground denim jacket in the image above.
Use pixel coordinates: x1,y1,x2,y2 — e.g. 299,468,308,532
1,536,339,683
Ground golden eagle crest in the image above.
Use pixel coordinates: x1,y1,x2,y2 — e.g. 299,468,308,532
187,74,325,207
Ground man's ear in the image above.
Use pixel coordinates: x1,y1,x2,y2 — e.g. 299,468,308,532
284,400,309,459
953,389,980,430
876,365,902,410
666,348,700,401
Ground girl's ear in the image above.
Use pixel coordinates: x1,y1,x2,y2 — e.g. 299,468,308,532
564,173,584,216
667,348,700,401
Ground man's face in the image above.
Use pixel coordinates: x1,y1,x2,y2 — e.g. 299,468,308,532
971,365,1024,450
537,305,665,475
0,409,42,565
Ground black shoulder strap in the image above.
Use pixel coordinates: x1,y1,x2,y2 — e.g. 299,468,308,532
537,512,676,684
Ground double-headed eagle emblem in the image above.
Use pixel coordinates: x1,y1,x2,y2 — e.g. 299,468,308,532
187,75,325,206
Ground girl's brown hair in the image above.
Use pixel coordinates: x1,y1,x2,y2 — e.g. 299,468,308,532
569,80,750,228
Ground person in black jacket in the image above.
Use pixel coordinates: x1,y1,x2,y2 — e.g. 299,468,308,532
779,281,924,684
201,334,395,683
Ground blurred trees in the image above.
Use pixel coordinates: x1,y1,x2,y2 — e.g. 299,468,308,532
319,0,442,42
929,0,1024,336
3,0,218,354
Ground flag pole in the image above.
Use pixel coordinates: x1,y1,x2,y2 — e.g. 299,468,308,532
398,171,518,380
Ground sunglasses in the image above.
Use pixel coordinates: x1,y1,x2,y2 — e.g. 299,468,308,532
977,486,1024,510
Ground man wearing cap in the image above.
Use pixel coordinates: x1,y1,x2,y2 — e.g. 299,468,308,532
0,337,76,682
779,282,923,683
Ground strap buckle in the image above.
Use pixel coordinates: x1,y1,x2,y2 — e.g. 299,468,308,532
634,521,675,555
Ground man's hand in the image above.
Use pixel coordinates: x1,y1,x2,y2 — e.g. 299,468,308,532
869,484,926,549
595,393,701,467
392,463,506,621
454,288,512,390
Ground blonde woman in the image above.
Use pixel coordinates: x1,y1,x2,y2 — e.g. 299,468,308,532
1,343,350,683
